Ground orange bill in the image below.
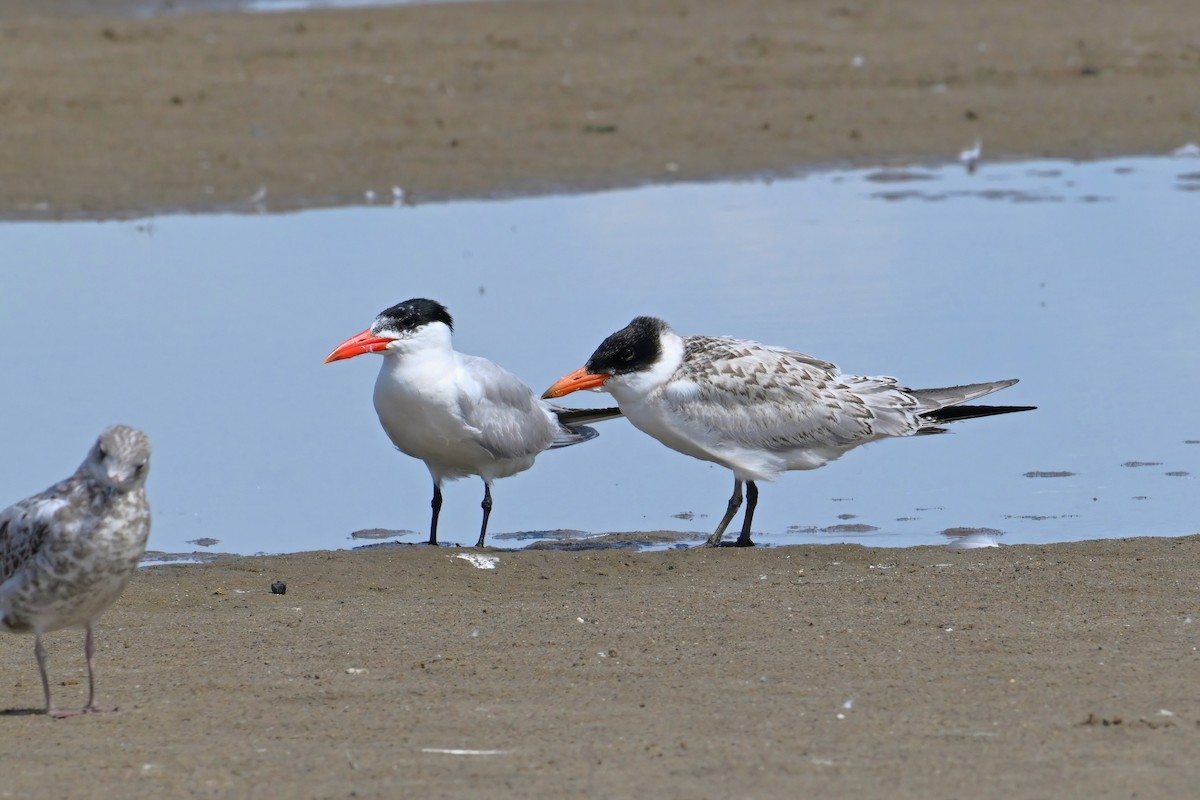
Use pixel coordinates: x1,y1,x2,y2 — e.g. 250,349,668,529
542,366,611,398
324,329,392,363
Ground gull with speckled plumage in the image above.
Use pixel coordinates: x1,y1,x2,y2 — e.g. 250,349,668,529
1,425,151,718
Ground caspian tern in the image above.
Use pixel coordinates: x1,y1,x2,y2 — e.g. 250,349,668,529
0,425,152,717
543,316,1033,547
326,298,620,548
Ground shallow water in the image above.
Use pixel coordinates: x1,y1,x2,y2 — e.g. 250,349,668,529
133,0,481,15
2,155,1198,554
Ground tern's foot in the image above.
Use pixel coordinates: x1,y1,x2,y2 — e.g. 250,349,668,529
725,537,756,548
47,707,80,719
82,703,119,715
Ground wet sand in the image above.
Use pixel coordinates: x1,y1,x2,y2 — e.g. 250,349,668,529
3,1,1200,797
5,539,1200,798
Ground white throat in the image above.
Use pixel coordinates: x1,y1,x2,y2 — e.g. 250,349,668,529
382,320,454,358
374,321,457,392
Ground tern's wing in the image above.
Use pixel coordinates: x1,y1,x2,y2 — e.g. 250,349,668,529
662,336,923,451
0,491,68,584
456,355,558,460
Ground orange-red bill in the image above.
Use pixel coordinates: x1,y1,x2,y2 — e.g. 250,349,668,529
324,329,392,363
541,366,611,398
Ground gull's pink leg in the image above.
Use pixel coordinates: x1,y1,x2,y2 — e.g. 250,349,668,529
82,624,118,715
35,632,75,718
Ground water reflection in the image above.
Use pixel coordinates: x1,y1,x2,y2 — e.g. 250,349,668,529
135,0,483,15
943,528,1003,550
1,156,1197,555
241,0,477,11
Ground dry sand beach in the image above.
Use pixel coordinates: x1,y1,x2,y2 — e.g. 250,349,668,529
3,0,1200,216
2,1,1200,797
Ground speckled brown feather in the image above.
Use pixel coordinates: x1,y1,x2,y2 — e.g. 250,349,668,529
0,514,52,586
666,335,926,454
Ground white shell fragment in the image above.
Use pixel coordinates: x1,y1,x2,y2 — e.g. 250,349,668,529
454,554,499,570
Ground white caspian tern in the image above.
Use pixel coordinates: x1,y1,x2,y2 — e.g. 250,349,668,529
326,298,619,548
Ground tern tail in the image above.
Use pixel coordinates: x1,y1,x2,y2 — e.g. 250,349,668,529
910,379,1035,432
550,424,600,448
547,405,623,449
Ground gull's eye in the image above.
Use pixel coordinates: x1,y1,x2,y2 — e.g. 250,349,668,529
134,463,146,475
97,445,108,460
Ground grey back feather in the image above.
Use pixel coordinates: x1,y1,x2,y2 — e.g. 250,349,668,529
456,355,560,460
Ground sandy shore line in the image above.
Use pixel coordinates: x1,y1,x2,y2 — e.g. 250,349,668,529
3,538,1200,798
3,1,1200,797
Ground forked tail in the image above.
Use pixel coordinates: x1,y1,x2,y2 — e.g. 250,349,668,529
910,379,1035,432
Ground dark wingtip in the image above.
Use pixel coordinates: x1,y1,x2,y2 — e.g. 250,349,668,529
550,406,624,426
922,404,1037,424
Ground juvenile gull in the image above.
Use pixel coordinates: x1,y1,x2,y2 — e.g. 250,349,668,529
1,425,152,717
325,298,620,547
544,316,1034,547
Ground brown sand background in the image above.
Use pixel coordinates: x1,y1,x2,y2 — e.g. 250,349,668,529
2,0,1199,217
2,1,1200,797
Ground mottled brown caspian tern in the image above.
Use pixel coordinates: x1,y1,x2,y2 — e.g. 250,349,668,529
544,316,1033,547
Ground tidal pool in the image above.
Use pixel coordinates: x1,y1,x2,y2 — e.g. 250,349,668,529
2,155,1197,554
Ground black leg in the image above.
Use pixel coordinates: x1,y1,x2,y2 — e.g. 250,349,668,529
476,482,493,548
428,482,443,546
705,478,744,547
732,481,758,547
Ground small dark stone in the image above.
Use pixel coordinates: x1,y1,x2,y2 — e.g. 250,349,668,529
270,581,287,595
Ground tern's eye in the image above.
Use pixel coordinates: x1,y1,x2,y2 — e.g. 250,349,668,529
617,348,635,363
134,463,146,475
97,445,107,460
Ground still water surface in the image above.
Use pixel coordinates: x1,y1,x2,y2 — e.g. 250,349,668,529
2,156,1197,554
134,0,481,14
